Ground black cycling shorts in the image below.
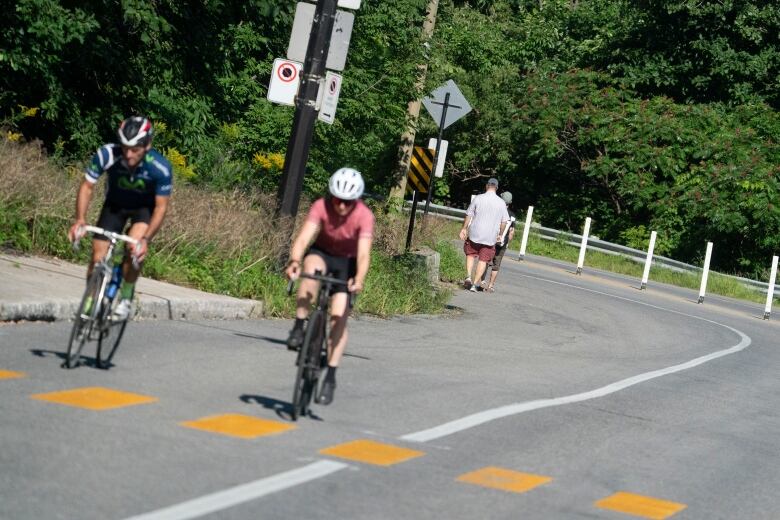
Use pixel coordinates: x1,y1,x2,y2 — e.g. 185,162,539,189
95,204,151,241
305,246,357,296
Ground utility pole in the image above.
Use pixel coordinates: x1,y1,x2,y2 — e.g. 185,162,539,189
387,0,440,208
277,0,338,218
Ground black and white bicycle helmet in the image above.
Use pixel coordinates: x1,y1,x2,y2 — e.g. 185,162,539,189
328,167,364,200
118,116,153,147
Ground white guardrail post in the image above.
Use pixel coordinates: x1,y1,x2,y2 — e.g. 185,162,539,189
518,205,534,261
640,230,657,290
763,255,778,319
697,241,713,304
575,217,591,275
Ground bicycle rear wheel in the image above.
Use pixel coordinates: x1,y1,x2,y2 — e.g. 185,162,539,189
65,271,104,368
291,310,324,421
96,300,128,369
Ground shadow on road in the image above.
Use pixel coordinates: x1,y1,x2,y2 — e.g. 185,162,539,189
240,394,323,422
233,332,287,345
30,348,103,369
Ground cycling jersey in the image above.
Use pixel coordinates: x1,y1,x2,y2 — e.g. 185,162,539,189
85,144,173,209
306,197,375,258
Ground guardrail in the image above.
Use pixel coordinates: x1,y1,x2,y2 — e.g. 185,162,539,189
404,200,779,296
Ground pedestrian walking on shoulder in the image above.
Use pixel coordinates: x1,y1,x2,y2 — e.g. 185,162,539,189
459,178,509,292
482,191,516,293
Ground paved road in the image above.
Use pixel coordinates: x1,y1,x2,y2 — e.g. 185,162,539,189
2,255,779,519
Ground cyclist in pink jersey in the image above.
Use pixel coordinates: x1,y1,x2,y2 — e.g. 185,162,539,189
285,167,375,405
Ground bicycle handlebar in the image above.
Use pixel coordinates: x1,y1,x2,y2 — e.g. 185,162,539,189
80,225,139,246
72,225,141,269
286,271,350,296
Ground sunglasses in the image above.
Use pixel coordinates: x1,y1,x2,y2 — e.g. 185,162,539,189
332,196,356,206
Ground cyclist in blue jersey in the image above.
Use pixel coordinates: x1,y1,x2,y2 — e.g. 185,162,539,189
67,116,173,320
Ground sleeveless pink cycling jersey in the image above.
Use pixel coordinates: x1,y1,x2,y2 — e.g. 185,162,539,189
307,197,375,258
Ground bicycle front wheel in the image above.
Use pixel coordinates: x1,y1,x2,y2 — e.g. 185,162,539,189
96,307,128,369
65,271,104,368
291,310,324,421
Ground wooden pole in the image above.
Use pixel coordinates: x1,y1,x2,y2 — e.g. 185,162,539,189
388,0,440,208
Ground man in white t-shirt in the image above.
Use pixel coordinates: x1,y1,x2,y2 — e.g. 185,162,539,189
458,178,509,292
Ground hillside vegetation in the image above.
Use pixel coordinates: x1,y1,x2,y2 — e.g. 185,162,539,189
2,0,780,276
0,139,459,316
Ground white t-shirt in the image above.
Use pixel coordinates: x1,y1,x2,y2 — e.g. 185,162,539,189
466,191,509,245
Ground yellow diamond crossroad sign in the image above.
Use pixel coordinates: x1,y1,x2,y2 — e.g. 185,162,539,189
406,146,435,195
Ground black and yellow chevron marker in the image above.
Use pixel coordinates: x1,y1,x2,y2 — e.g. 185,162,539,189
406,146,435,195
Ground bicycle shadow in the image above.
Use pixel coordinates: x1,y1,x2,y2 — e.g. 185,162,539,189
233,332,287,346
233,332,371,360
29,348,103,369
240,394,323,422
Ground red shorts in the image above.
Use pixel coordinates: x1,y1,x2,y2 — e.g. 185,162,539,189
463,239,496,262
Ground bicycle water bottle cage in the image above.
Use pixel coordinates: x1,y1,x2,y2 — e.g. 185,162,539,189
106,265,122,300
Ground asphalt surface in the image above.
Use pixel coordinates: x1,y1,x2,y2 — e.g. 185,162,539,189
1,252,779,519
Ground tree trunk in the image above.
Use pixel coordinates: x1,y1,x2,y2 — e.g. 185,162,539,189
387,0,440,208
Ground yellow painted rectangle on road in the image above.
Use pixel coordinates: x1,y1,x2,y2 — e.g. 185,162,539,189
595,491,686,519
320,439,424,466
457,466,552,494
31,387,157,410
0,369,25,380
181,414,296,439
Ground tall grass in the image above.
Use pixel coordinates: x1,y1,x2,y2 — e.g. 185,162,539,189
0,138,455,317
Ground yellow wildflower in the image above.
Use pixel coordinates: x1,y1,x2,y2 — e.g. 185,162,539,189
253,152,285,172
6,131,22,142
164,147,196,181
17,105,39,118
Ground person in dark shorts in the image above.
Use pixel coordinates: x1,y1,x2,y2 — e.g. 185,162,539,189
483,191,516,292
67,116,172,320
285,168,375,405
459,178,509,292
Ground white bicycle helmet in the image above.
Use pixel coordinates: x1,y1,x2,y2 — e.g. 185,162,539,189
118,116,153,147
328,167,364,200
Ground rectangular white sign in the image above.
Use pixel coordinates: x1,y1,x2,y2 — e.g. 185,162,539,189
288,3,355,72
427,138,448,178
316,0,361,8
318,71,343,124
267,58,303,105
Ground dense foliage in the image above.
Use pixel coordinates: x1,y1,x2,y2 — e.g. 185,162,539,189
2,0,780,275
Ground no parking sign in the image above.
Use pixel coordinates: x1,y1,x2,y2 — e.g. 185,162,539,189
318,71,342,124
267,58,303,106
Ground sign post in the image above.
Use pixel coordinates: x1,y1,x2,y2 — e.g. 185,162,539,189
420,80,472,219
278,0,338,218
403,79,471,250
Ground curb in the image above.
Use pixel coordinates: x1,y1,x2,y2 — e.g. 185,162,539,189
0,296,263,323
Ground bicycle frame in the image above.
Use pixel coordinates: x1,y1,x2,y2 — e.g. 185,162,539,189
65,225,138,368
288,270,350,420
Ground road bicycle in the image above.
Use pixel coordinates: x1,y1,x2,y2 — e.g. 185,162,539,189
66,225,138,369
287,271,350,421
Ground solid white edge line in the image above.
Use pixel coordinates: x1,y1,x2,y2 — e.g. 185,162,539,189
123,460,349,520
401,274,752,443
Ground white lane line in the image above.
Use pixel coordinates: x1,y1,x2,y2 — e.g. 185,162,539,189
401,274,752,443
123,460,348,520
